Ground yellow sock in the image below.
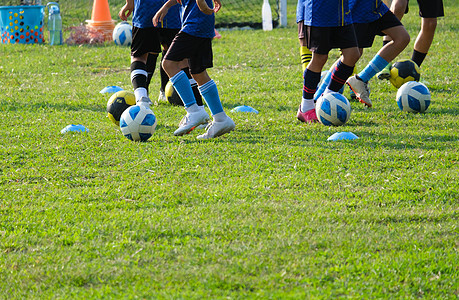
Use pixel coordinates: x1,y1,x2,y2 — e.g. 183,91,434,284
300,46,312,72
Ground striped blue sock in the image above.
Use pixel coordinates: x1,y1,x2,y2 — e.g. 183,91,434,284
170,70,196,108
198,80,224,115
358,54,389,83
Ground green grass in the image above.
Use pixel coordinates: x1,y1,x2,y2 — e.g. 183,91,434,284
0,0,458,298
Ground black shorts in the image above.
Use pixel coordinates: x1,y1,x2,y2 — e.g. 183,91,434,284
406,0,444,18
354,11,403,48
164,31,213,74
298,22,358,54
131,27,179,57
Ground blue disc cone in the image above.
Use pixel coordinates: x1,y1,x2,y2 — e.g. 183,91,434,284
327,132,359,141
231,105,259,114
100,86,124,94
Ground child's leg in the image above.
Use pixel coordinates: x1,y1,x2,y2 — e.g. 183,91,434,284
297,52,327,123
193,71,224,119
302,52,328,108
131,53,152,106
378,25,410,80
300,45,312,72
383,0,408,44
362,25,409,83
145,52,159,94
379,26,410,65
314,58,340,100
184,68,204,107
163,59,197,108
342,47,376,107
193,71,235,139
298,24,313,72
163,59,210,136
159,49,203,106
412,17,437,66
328,47,359,93
159,49,170,93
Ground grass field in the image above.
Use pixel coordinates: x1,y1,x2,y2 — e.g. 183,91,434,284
0,0,458,298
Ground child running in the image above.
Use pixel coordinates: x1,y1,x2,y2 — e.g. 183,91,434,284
296,0,361,123
317,0,410,107
378,0,444,79
119,0,203,108
153,0,235,139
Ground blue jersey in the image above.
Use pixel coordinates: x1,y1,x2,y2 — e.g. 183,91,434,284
350,0,389,24
178,0,215,38
296,0,353,27
133,0,181,29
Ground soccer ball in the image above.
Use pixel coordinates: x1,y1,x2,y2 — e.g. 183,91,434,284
113,21,132,46
106,90,136,125
164,81,183,106
389,59,421,89
316,92,351,126
396,81,431,113
119,105,157,141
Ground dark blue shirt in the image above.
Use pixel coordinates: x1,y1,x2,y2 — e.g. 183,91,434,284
179,0,215,38
296,0,353,27
350,0,389,24
133,0,181,29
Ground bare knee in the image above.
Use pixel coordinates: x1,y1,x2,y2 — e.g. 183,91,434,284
161,59,182,78
161,59,172,71
192,71,211,86
390,0,408,20
341,47,361,66
395,30,410,49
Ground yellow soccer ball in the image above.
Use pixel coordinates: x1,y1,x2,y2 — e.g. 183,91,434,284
106,90,136,125
389,59,421,89
164,81,183,106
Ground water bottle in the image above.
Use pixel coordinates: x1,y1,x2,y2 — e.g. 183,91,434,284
47,2,62,45
262,0,273,31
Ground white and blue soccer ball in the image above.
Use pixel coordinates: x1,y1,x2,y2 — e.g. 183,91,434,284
120,105,157,141
113,21,132,46
396,81,431,113
316,92,352,126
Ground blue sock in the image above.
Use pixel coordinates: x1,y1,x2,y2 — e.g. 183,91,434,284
303,68,321,99
358,54,389,83
314,70,332,100
170,70,196,108
198,80,223,115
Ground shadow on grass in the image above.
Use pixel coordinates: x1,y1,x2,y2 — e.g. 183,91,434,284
1,100,104,113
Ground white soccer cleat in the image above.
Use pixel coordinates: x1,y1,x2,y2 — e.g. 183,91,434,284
196,117,235,140
346,75,372,107
178,108,209,129
137,96,152,107
174,109,210,136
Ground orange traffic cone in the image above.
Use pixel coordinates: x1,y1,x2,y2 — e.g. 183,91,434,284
91,0,112,22
86,0,115,41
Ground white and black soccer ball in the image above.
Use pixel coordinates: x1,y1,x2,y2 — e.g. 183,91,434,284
316,92,351,126
120,105,157,141
113,21,132,46
396,81,431,113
